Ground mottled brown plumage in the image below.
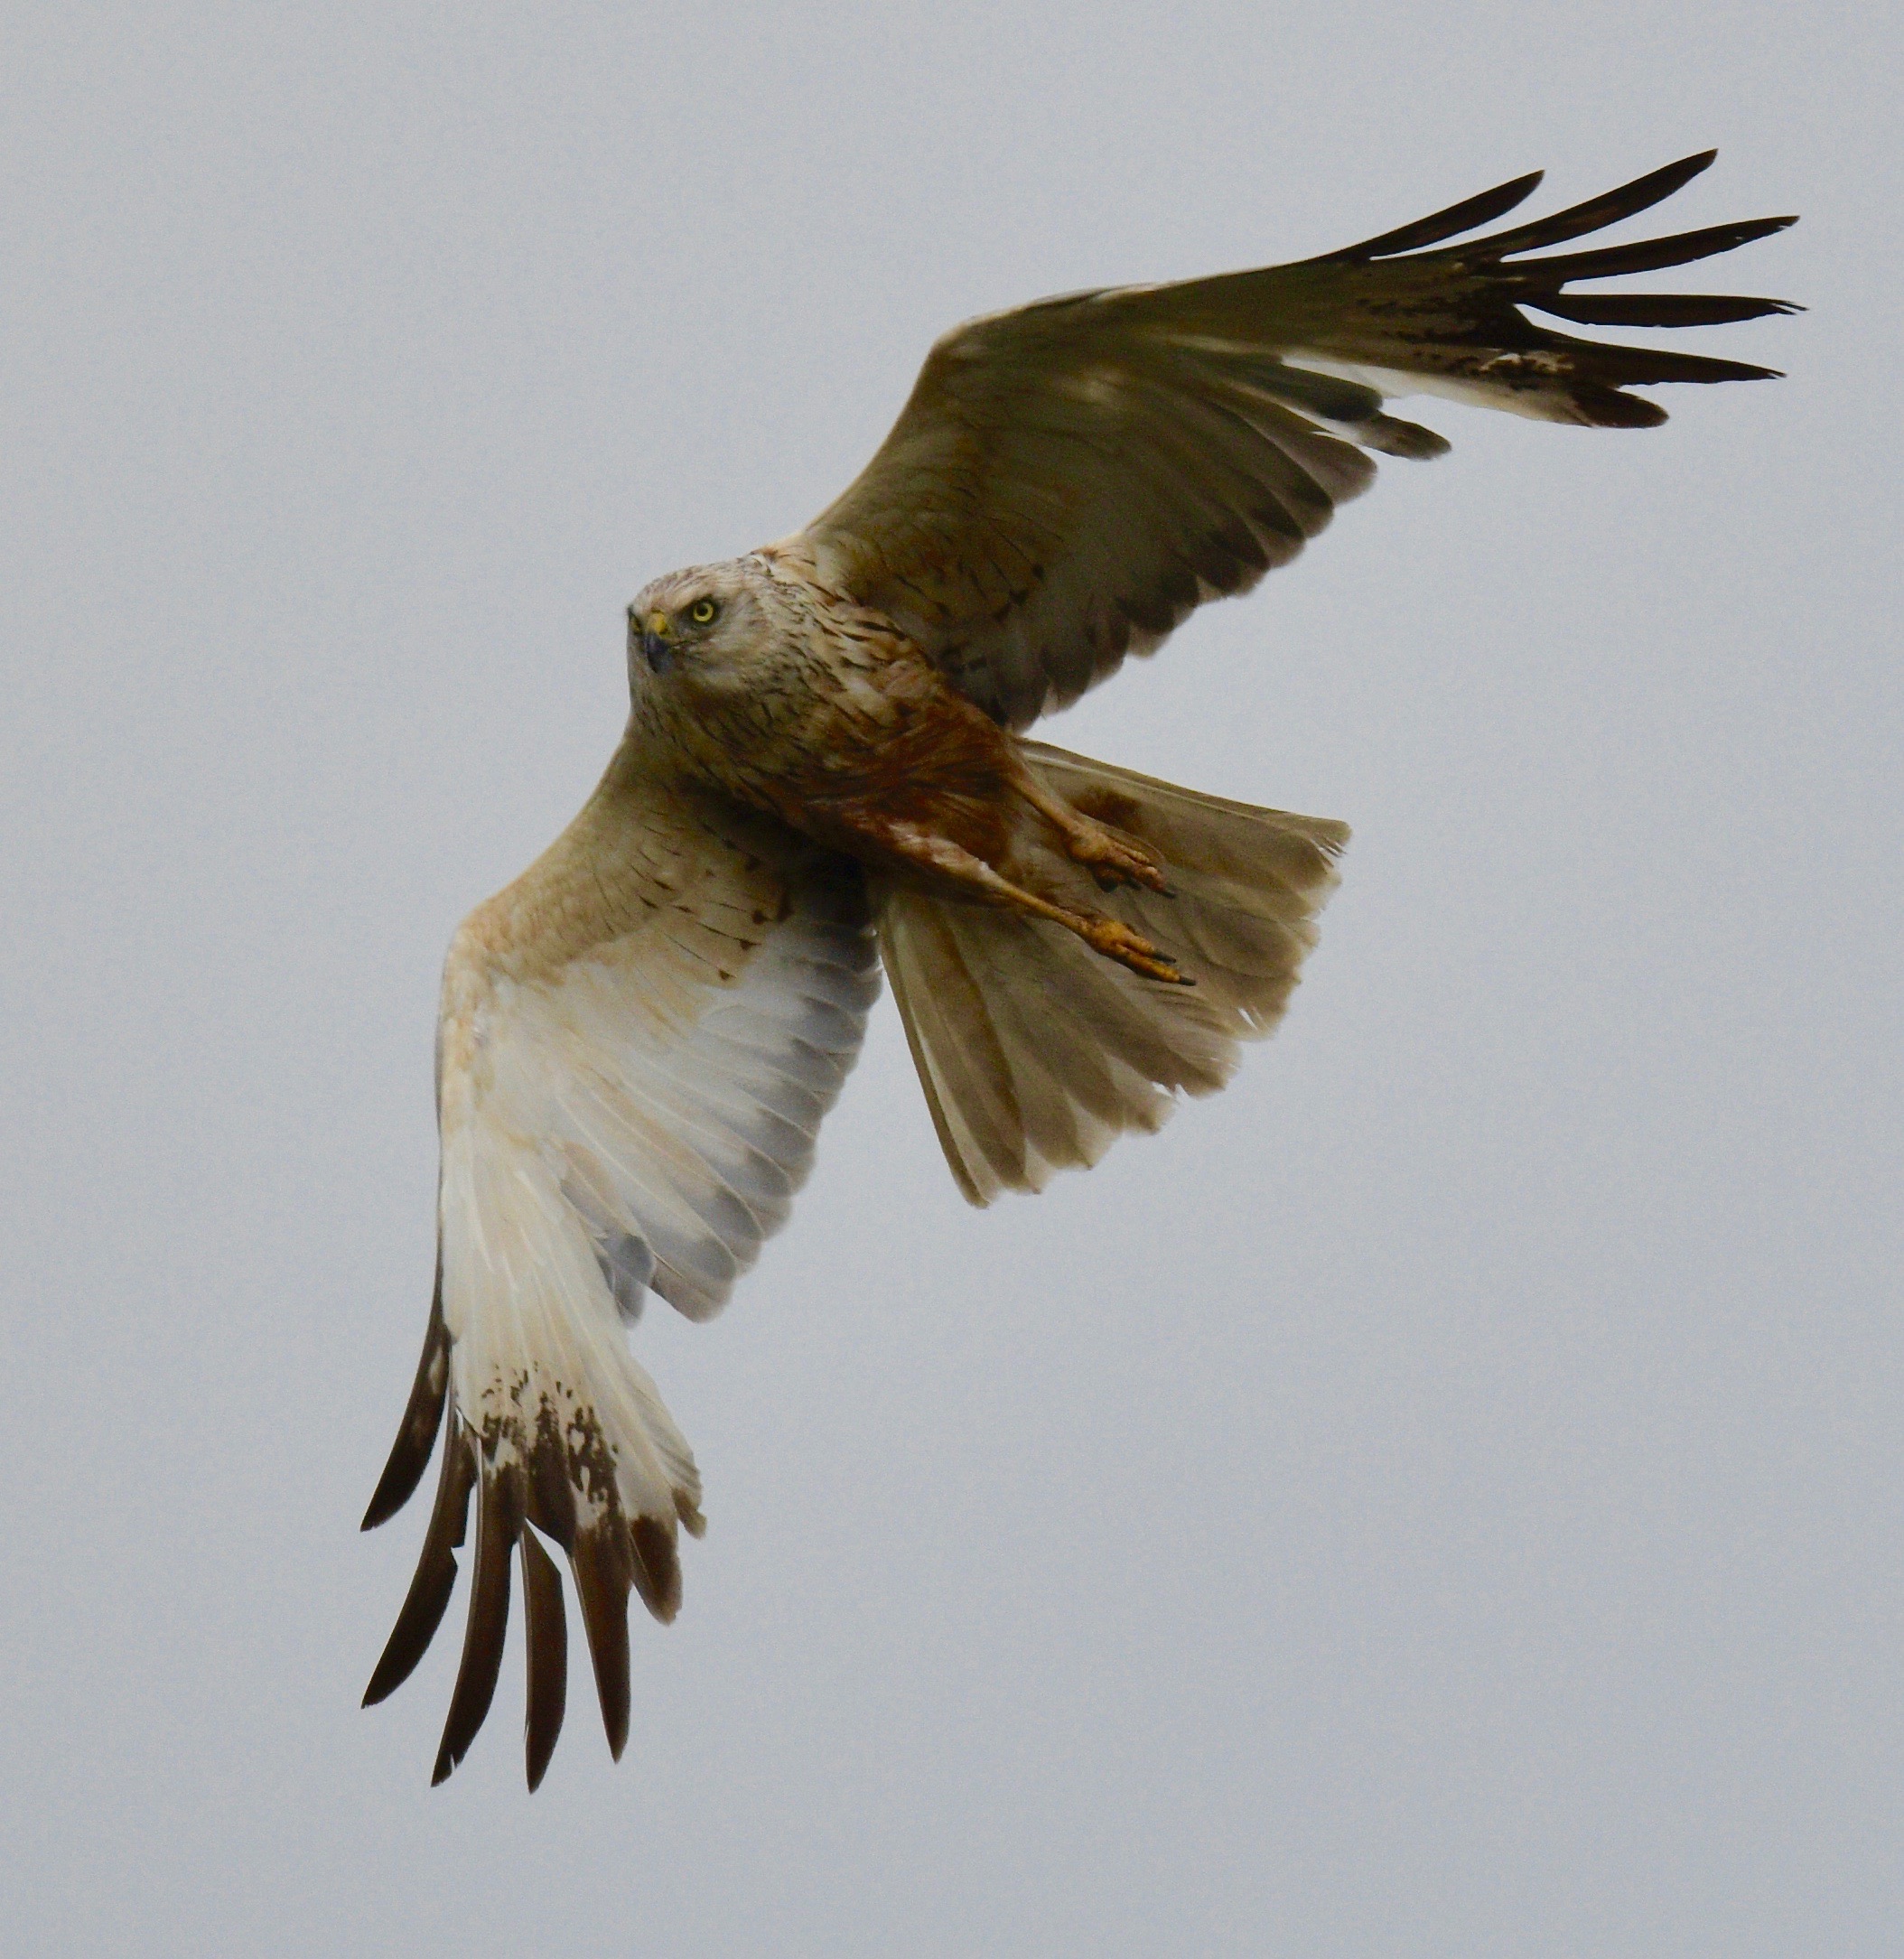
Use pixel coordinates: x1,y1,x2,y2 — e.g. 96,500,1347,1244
630,546,1192,981
362,154,1794,1786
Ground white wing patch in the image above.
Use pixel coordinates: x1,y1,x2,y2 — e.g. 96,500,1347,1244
481,886,878,1326
363,743,878,1786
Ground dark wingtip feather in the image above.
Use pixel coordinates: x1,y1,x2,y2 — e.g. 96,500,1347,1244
431,1471,519,1786
1568,384,1670,429
1554,361,1781,431
1361,415,1451,460
362,1425,476,1707
521,1530,568,1792
1529,291,1802,329
1471,151,1719,259
1532,214,1798,285
361,1281,450,1531
1610,350,1787,386
630,1516,684,1625
1325,168,1545,262
1320,161,1794,427
573,1524,634,1760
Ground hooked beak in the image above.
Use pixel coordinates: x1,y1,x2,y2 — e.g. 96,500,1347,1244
636,610,675,676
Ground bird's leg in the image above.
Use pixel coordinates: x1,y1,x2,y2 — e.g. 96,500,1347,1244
1005,760,1171,894
868,819,1190,985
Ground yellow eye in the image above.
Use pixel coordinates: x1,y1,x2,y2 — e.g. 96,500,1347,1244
688,597,719,626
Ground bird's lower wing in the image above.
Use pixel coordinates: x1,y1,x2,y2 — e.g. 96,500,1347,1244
360,737,878,1787
793,152,1796,730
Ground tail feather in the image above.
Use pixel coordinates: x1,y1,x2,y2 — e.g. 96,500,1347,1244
879,743,1348,1205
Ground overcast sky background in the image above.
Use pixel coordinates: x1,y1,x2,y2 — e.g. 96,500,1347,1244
4,5,1898,1954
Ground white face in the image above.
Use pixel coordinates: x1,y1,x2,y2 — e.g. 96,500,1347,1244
625,559,772,698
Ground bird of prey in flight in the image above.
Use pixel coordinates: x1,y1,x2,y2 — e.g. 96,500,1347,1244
360,153,1795,1786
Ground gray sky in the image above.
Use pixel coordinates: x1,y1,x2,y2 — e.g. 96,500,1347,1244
4,4,1898,1954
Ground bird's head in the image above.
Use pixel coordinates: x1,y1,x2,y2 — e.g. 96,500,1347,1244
625,558,786,698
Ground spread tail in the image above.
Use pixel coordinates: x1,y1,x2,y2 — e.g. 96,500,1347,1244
877,742,1347,1204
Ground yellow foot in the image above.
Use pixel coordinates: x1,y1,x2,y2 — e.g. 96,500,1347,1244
1080,916,1193,985
1065,824,1172,894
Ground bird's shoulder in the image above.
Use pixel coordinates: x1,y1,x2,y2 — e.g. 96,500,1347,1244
437,735,828,1081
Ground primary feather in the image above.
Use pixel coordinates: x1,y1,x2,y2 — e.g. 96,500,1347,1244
798,150,1796,728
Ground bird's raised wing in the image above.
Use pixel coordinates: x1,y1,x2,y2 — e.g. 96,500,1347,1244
360,734,879,1787
794,152,1797,731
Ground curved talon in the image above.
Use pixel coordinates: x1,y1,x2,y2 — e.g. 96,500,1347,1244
1068,828,1171,894
1014,769,1172,894
1089,862,1175,897
1082,916,1193,985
